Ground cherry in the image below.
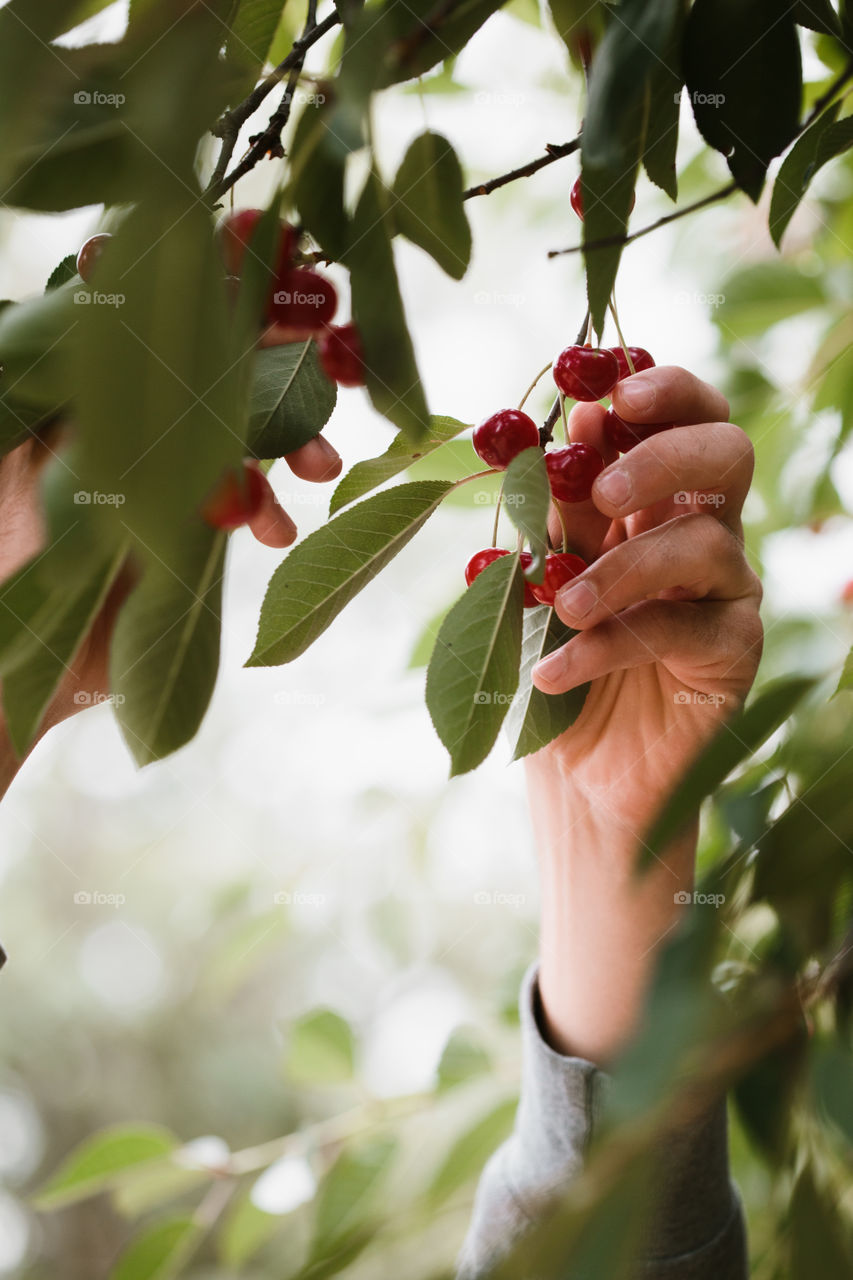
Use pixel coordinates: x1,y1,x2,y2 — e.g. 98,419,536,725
570,178,635,222
546,443,605,503
268,268,337,337
608,346,655,380
841,579,853,606
318,323,365,387
553,345,620,402
531,552,587,606
603,407,673,454
76,233,112,283
202,459,266,531
473,409,540,470
220,209,296,279
465,548,537,606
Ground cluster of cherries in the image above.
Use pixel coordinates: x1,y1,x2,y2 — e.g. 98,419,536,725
75,211,366,535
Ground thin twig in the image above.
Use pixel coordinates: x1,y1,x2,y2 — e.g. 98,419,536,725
548,182,738,258
463,136,581,200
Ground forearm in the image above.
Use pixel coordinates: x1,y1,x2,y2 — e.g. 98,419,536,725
526,751,698,1064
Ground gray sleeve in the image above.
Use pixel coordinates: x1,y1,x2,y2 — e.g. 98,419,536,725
457,966,747,1280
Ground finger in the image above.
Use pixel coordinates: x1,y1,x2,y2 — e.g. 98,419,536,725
247,475,297,548
553,513,760,630
591,422,754,530
285,435,342,483
532,598,763,695
546,402,617,563
611,365,730,427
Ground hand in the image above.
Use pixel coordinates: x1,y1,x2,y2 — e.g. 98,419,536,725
531,366,763,842
525,367,763,1062
0,331,342,777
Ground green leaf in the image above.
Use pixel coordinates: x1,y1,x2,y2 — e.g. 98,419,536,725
641,676,816,867
0,283,79,413
109,536,227,767
502,446,549,579
683,0,802,200
790,1165,853,1278
547,0,606,64
342,0,509,90
436,1027,492,1092
835,643,853,695
287,1010,355,1084
290,101,353,262
225,0,288,82
246,342,337,460
0,546,125,757
504,606,588,761
812,1042,853,1147
220,1191,283,1268
111,1215,200,1280
425,554,524,777
642,5,687,199
343,169,430,439
794,0,842,35
582,0,685,331
770,103,843,246
33,1125,177,1210
713,262,826,336
390,132,471,280
45,254,79,292
329,416,468,514
249,480,451,666
311,1137,396,1258
427,1098,516,1207
733,1030,807,1164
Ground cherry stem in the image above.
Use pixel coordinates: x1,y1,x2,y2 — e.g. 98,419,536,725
518,361,554,411
608,296,635,375
492,478,506,548
559,393,569,444
553,500,570,554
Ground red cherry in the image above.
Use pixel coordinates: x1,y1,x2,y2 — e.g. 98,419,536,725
608,346,655,380
201,459,266,531
553,345,620,402
531,553,587,606
545,443,605,503
220,209,296,279
473,409,540,470
465,548,537,606
569,179,635,222
841,579,853,606
603,407,674,454
267,268,337,336
318,323,364,387
76,233,112,283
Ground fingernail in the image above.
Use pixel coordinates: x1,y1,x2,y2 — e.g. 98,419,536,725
533,651,564,688
595,467,632,508
619,376,656,413
557,580,597,620
315,436,340,463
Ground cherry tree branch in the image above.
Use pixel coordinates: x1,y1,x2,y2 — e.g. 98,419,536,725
548,181,738,258
463,136,581,200
206,9,341,203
